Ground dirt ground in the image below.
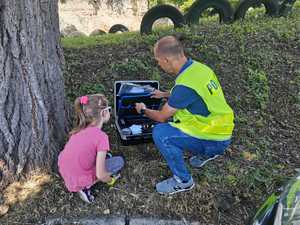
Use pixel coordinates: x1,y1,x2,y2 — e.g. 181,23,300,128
0,13,299,225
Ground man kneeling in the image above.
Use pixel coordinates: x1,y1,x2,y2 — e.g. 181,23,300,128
135,36,235,195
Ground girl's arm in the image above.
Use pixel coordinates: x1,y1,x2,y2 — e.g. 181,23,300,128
95,151,112,183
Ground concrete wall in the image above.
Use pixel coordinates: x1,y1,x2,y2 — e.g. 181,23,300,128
59,0,148,35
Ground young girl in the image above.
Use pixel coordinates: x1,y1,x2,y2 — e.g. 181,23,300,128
58,94,124,203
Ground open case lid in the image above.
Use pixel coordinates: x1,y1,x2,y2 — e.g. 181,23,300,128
114,80,160,117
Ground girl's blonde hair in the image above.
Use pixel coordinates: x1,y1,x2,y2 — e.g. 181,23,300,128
69,94,108,136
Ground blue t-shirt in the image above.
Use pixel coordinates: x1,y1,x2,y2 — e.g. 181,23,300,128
168,59,210,117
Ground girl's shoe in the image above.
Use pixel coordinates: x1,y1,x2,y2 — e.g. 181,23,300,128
78,188,95,203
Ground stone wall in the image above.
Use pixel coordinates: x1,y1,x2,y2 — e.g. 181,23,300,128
59,0,148,36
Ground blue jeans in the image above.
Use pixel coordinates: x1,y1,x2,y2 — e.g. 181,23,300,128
152,123,231,182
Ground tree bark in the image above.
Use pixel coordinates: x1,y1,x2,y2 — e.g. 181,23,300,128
0,0,67,190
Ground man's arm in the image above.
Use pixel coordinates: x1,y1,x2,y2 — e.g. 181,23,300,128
135,102,177,123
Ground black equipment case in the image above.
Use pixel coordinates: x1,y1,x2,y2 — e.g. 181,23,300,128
114,80,162,145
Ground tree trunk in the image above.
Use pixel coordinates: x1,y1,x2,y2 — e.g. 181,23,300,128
0,0,67,191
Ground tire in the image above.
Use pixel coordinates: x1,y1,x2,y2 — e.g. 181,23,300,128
109,24,129,33
279,0,296,16
184,0,234,25
234,0,279,20
140,4,185,35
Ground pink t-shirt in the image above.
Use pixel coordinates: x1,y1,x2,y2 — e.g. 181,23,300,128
58,127,110,192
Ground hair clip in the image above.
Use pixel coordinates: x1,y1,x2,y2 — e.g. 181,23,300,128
80,96,89,105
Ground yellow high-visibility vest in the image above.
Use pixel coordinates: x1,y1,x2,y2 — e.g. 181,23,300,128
170,61,234,140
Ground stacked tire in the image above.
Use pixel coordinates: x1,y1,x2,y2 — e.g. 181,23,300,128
140,0,296,35
184,0,234,25
140,5,185,35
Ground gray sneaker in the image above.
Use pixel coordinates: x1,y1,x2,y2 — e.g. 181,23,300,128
156,176,194,195
189,154,220,168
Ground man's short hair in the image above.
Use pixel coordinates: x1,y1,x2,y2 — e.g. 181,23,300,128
155,36,184,58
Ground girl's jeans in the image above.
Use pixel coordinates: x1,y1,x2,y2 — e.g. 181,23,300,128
152,123,231,182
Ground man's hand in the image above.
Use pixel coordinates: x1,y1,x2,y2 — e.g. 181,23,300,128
151,90,169,99
135,103,146,114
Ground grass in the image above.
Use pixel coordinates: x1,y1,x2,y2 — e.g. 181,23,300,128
246,68,270,110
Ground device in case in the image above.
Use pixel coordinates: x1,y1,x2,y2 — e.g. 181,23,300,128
114,80,162,145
